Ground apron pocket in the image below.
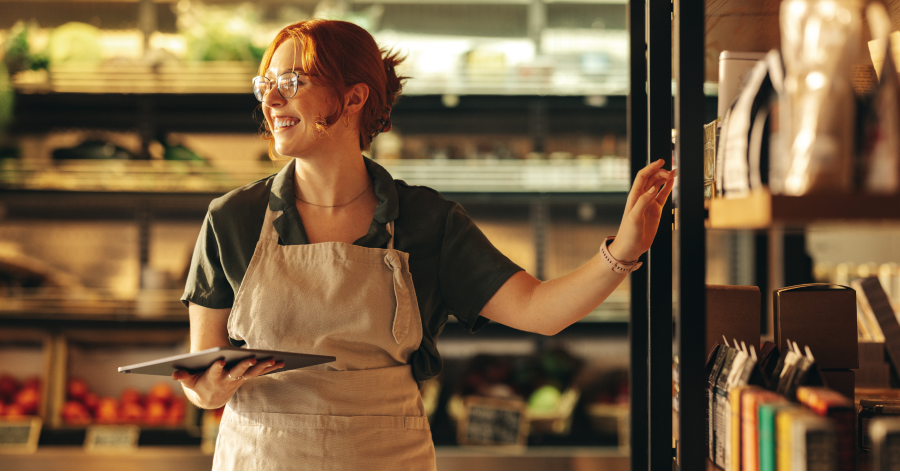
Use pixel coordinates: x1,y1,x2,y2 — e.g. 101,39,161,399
215,408,435,471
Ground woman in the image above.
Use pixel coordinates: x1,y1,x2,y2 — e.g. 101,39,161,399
176,19,674,471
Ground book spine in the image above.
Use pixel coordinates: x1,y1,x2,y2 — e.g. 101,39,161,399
758,404,780,471
776,409,795,471
715,388,729,468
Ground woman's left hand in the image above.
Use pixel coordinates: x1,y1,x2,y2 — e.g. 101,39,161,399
608,159,675,262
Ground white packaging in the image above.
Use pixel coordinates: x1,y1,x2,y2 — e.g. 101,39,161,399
718,51,768,122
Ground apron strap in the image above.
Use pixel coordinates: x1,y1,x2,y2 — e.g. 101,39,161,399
260,207,282,242
386,221,395,250
383,248,412,345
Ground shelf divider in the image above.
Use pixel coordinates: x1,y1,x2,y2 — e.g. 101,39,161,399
626,0,649,469
674,0,707,469
646,0,674,469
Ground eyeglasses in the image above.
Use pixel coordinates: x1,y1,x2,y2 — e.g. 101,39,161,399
251,71,302,102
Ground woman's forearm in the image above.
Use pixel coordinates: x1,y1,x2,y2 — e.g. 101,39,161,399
479,253,628,336
528,253,628,334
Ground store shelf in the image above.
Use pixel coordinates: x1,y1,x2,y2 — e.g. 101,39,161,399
708,190,900,229
0,290,187,321
12,61,627,97
0,159,630,195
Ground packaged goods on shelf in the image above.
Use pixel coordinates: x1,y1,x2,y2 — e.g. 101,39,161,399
706,285,760,356
860,30,900,195
775,408,838,471
740,388,782,471
870,417,900,470
780,0,860,195
447,350,583,440
708,340,767,469
856,342,893,389
57,332,194,431
0,373,42,419
774,284,858,370
758,400,794,470
854,276,900,385
858,398,900,451
0,330,52,419
62,379,186,427
711,0,900,205
795,387,856,470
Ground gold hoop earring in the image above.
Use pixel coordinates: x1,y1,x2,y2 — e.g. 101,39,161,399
344,115,350,128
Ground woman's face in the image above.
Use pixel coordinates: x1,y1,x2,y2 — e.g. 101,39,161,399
261,39,337,158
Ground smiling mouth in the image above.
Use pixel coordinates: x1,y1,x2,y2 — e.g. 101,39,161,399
273,117,300,130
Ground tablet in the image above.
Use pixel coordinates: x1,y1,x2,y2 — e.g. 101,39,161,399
117,346,335,377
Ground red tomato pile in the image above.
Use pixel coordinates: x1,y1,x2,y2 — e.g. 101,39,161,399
0,374,42,418
62,378,186,426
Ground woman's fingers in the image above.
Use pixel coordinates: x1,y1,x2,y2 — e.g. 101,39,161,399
172,369,196,387
632,185,659,214
224,358,258,381
626,160,669,212
656,178,675,205
262,362,285,375
242,359,276,378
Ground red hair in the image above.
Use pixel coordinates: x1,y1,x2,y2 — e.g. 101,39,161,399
257,19,406,157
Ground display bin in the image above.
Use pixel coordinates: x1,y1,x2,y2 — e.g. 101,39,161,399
0,328,53,420
445,351,583,441
50,329,197,434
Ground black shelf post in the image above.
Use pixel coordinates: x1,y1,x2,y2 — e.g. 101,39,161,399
627,0,649,469
674,0,706,469
646,0,673,469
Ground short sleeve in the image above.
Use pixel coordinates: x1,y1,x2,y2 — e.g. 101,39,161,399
439,203,523,333
181,212,235,309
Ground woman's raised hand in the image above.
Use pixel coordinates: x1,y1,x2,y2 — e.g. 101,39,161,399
172,358,284,410
608,159,675,262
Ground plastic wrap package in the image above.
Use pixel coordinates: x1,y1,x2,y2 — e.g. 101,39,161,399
776,0,861,195
860,3,900,194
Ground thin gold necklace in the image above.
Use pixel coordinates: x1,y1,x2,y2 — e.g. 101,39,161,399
295,181,371,208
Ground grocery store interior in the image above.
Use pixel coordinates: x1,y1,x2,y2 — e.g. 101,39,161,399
2,0,900,470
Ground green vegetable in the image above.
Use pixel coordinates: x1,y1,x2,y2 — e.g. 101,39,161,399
2,21,49,73
0,63,12,138
47,22,102,65
164,144,204,162
528,385,562,412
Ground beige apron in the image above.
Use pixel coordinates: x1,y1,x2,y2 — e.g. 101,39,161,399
212,205,436,471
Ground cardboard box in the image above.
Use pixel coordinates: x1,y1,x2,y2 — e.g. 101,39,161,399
856,342,892,389
774,284,858,369
820,369,856,401
859,342,888,365
707,285,761,355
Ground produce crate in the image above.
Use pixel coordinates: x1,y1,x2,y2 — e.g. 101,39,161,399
446,350,583,441
0,328,53,420
50,329,197,433
586,403,629,450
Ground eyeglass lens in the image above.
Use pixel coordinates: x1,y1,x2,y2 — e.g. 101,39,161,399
252,72,300,102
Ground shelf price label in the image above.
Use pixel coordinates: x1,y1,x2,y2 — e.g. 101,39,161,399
0,417,42,453
457,396,528,447
84,425,140,453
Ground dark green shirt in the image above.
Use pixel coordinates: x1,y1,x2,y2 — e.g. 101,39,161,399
181,157,523,381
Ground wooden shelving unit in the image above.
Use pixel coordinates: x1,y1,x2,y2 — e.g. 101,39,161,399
708,190,900,229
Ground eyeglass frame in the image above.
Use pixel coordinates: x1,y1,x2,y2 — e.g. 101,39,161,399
251,71,314,102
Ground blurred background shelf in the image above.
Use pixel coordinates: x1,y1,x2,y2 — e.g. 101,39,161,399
0,0,639,459
0,158,629,194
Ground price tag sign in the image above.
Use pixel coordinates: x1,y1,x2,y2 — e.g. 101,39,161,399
84,425,140,453
458,396,528,446
0,417,42,453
